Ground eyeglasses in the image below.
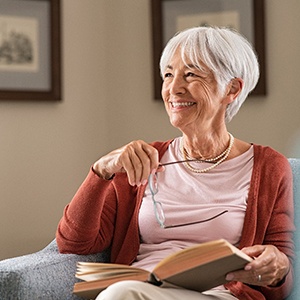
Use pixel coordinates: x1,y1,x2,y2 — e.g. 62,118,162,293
148,159,228,228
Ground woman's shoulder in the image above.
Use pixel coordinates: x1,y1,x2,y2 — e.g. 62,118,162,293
253,144,291,174
150,139,174,156
253,144,288,160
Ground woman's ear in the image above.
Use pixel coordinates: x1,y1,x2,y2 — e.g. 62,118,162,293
224,78,243,104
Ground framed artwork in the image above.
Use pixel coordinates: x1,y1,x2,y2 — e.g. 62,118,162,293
0,0,61,100
151,0,266,100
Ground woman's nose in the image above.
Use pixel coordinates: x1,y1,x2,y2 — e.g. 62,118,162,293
169,76,186,95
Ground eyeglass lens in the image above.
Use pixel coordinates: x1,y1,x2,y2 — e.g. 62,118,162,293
149,173,166,227
149,172,158,194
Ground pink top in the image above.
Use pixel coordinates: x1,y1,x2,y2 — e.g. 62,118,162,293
132,138,254,272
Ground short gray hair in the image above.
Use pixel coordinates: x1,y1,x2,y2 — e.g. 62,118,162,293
159,26,260,122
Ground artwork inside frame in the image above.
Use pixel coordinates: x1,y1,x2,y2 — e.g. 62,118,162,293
0,0,61,101
151,0,266,100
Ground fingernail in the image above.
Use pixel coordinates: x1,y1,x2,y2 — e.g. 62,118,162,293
142,179,148,186
245,265,252,271
225,274,234,281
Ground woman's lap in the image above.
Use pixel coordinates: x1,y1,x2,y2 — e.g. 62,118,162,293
96,280,238,300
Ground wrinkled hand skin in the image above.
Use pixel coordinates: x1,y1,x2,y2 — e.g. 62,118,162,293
226,244,290,286
93,140,160,186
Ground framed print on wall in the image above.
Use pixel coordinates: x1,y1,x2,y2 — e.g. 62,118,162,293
151,0,266,100
0,0,61,100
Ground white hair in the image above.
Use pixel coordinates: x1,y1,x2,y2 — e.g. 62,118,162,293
159,26,260,122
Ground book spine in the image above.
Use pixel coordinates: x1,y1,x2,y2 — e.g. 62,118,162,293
148,272,162,286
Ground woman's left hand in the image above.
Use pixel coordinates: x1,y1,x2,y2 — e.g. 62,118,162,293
225,244,290,286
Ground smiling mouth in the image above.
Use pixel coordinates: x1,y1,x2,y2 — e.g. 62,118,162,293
170,102,196,108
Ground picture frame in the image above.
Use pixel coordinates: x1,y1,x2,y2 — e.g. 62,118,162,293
0,0,61,101
151,0,266,100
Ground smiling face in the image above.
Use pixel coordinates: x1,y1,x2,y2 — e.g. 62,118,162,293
161,49,230,136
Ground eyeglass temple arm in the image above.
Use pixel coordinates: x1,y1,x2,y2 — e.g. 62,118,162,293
159,159,213,167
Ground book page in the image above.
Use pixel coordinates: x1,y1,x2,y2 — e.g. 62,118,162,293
74,272,150,298
76,262,149,282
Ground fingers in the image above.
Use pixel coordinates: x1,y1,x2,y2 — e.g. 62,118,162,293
94,140,159,186
119,141,159,186
241,244,266,258
226,268,271,286
226,245,290,286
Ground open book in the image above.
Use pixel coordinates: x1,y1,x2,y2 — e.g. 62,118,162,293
73,239,252,299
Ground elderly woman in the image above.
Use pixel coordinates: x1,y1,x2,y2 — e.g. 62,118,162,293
56,26,294,300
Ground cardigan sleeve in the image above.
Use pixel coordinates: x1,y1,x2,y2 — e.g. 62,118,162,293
55,141,172,259
259,155,295,299
228,146,295,300
56,168,117,254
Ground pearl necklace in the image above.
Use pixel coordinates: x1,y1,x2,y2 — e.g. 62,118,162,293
180,133,234,173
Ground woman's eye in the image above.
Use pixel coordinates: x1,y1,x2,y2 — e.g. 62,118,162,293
164,73,172,79
186,72,197,77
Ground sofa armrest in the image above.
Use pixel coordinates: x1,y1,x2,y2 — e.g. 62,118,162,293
0,239,110,300
286,159,300,299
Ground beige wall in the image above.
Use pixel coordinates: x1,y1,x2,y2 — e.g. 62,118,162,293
228,0,300,157
0,0,299,260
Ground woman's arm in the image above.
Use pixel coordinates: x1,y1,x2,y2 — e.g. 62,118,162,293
56,169,117,254
56,140,161,255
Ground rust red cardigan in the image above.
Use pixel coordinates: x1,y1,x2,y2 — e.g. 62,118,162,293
56,141,295,300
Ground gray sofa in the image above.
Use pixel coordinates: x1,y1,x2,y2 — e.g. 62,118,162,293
0,159,299,300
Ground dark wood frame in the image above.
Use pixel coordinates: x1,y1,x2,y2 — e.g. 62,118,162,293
151,0,266,100
0,0,61,101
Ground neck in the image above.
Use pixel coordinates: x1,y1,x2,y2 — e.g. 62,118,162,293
182,131,231,160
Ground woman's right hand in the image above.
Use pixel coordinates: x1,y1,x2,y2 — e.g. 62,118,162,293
93,140,159,186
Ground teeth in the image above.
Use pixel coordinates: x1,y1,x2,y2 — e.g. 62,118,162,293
171,102,195,108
